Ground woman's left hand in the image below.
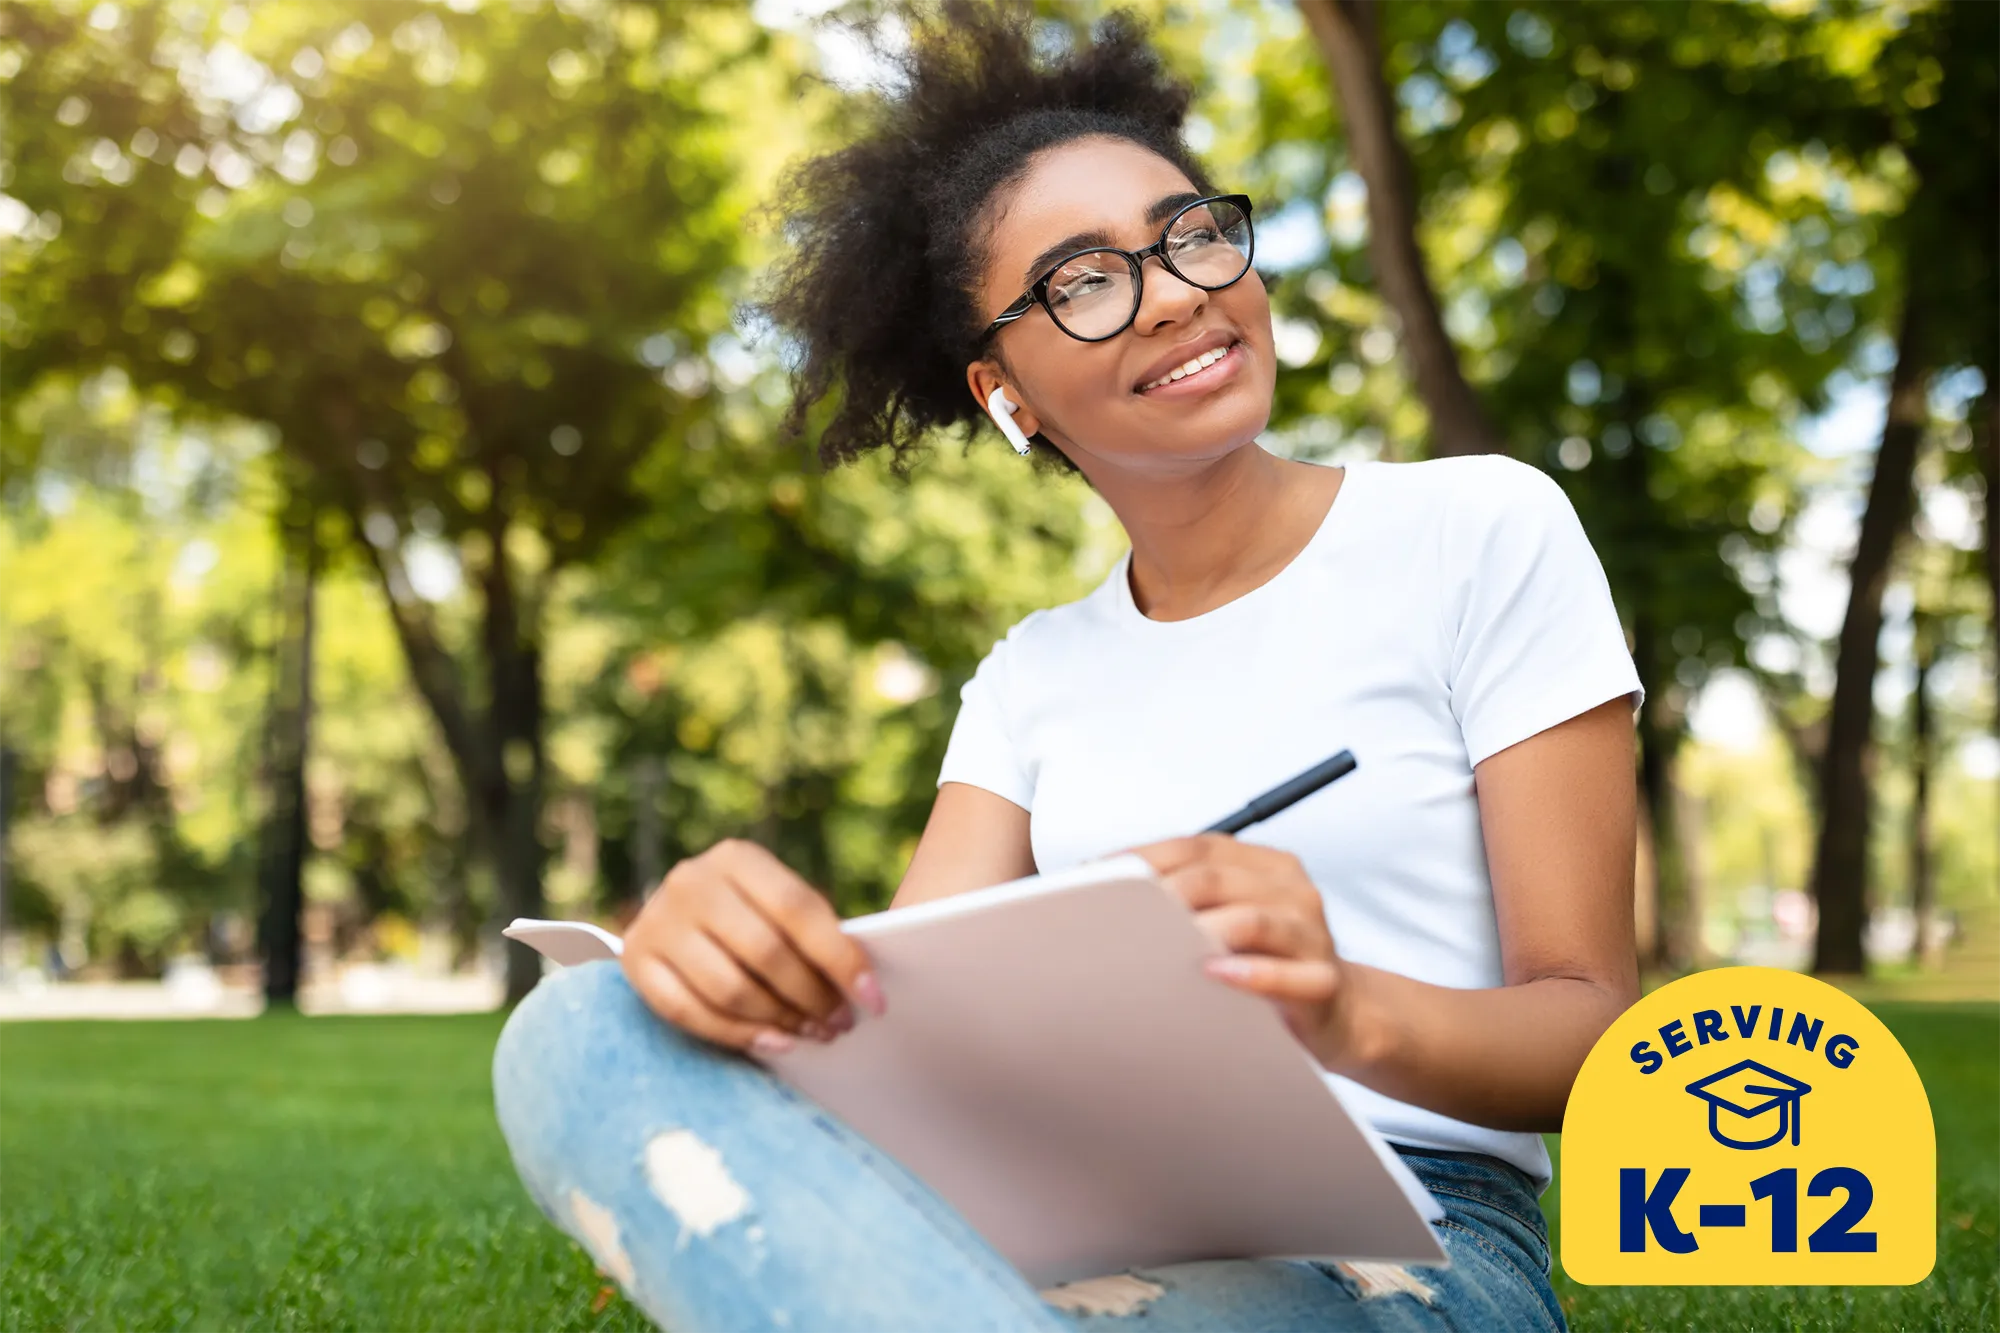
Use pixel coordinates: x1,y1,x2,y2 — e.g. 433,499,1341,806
1126,834,1347,1055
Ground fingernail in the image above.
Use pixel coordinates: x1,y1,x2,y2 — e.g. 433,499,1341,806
1206,957,1253,980
800,1021,830,1042
853,971,886,1017
750,1030,794,1056
826,1005,856,1034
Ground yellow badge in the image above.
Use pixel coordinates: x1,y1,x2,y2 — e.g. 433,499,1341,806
1562,966,1934,1285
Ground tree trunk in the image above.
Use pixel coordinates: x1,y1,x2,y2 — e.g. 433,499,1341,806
357,499,550,1004
1609,384,1694,974
1296,0,1505,458
1680,783,1708,967
478,518,548,1004
1976,390,1999,887
483,643,547,1004
1746,665,1826,816
0,744,14,939
1810,301,1929,975
444,850,481,971
1907,611,1936,968
1975,388,1998,744
632,755,665,902
1632,609,1694,971
1632,804,1658,964
258,516,319,1008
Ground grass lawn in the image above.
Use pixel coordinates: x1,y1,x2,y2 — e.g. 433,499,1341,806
2,1002,1993,1331
1,1013,647,1333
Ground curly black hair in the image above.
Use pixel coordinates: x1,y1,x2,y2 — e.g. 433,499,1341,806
756,0,1214,471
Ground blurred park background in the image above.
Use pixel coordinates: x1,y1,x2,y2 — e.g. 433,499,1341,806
3,2,1997,1329
2,0,1994,1015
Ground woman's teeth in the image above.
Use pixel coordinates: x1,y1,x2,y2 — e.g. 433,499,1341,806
1141,341,1236,392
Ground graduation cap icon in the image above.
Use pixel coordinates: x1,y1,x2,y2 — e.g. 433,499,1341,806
1685,1059,1813,1150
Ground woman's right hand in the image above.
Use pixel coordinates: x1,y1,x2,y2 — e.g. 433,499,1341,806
620,838,885,1056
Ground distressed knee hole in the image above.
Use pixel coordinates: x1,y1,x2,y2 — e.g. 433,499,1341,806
645,1128,752,1238
1334,1261,1439,1305
1037,1273,1165,1316
566,1190,635,1289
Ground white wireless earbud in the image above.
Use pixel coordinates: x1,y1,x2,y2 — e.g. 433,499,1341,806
985,386,1035,456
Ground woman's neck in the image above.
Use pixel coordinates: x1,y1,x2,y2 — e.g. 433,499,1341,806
1096,444,1345,622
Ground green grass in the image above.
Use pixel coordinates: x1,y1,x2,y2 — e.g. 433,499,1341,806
1,1004,1993,1331
1,1013,647,1333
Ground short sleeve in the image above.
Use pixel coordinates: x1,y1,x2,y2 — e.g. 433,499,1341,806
935,631,1034,810
1442,457,1643,767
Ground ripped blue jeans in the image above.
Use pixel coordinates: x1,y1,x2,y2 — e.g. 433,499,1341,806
493,960,1566,1333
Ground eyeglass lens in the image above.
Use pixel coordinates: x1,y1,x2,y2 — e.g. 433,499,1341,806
1044,198,1252,340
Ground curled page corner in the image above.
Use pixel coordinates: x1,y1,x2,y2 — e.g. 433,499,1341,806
503,918,625,966
1315,1073,1448,1227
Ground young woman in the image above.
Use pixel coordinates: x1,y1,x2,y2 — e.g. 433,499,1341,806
494,8,1640,1330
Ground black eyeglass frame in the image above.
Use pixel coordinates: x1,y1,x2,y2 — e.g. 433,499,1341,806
980,193,1256,345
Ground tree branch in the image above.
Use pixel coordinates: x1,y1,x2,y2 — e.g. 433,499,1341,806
1298,0,1505,457
1743,658,1825,811
1974,386,1998,743
355,513,494,794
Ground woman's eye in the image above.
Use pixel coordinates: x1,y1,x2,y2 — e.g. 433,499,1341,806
1050,271,1115,306
1171,226,1222,252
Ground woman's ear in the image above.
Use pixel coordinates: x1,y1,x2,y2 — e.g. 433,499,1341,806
966,361,1042,438
986,387,1035,455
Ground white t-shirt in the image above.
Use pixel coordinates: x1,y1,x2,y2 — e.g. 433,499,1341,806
935,454,1643,1186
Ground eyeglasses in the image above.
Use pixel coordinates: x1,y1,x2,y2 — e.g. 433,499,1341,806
982,194,1255,344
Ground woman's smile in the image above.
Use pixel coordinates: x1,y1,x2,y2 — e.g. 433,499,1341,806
1135,337,1245,399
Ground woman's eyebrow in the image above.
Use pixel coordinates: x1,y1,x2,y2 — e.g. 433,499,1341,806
1016,191,1204,287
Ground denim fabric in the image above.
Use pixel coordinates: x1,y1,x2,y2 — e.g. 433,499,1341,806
495,960,1565,1333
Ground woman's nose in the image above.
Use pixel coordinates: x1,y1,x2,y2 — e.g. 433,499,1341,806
1132,254,1207,334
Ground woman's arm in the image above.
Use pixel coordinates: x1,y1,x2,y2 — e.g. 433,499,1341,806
889,781,1037,910
1321,695,1639,1130
1138,694,1639,1134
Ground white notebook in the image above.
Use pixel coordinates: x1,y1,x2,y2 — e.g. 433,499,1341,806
505,854,1446,1286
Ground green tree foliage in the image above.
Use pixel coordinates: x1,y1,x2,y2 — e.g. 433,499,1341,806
4,0,826,997
0,369,483,978
4,0,1990,992
580,429,1118,915
0,383,278,973
1382,0,1906,968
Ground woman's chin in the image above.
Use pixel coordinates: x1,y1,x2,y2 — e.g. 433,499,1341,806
1134,398,1275,461
1100,423,1272,471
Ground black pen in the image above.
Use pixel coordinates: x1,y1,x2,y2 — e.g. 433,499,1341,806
1199,750,1358,835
